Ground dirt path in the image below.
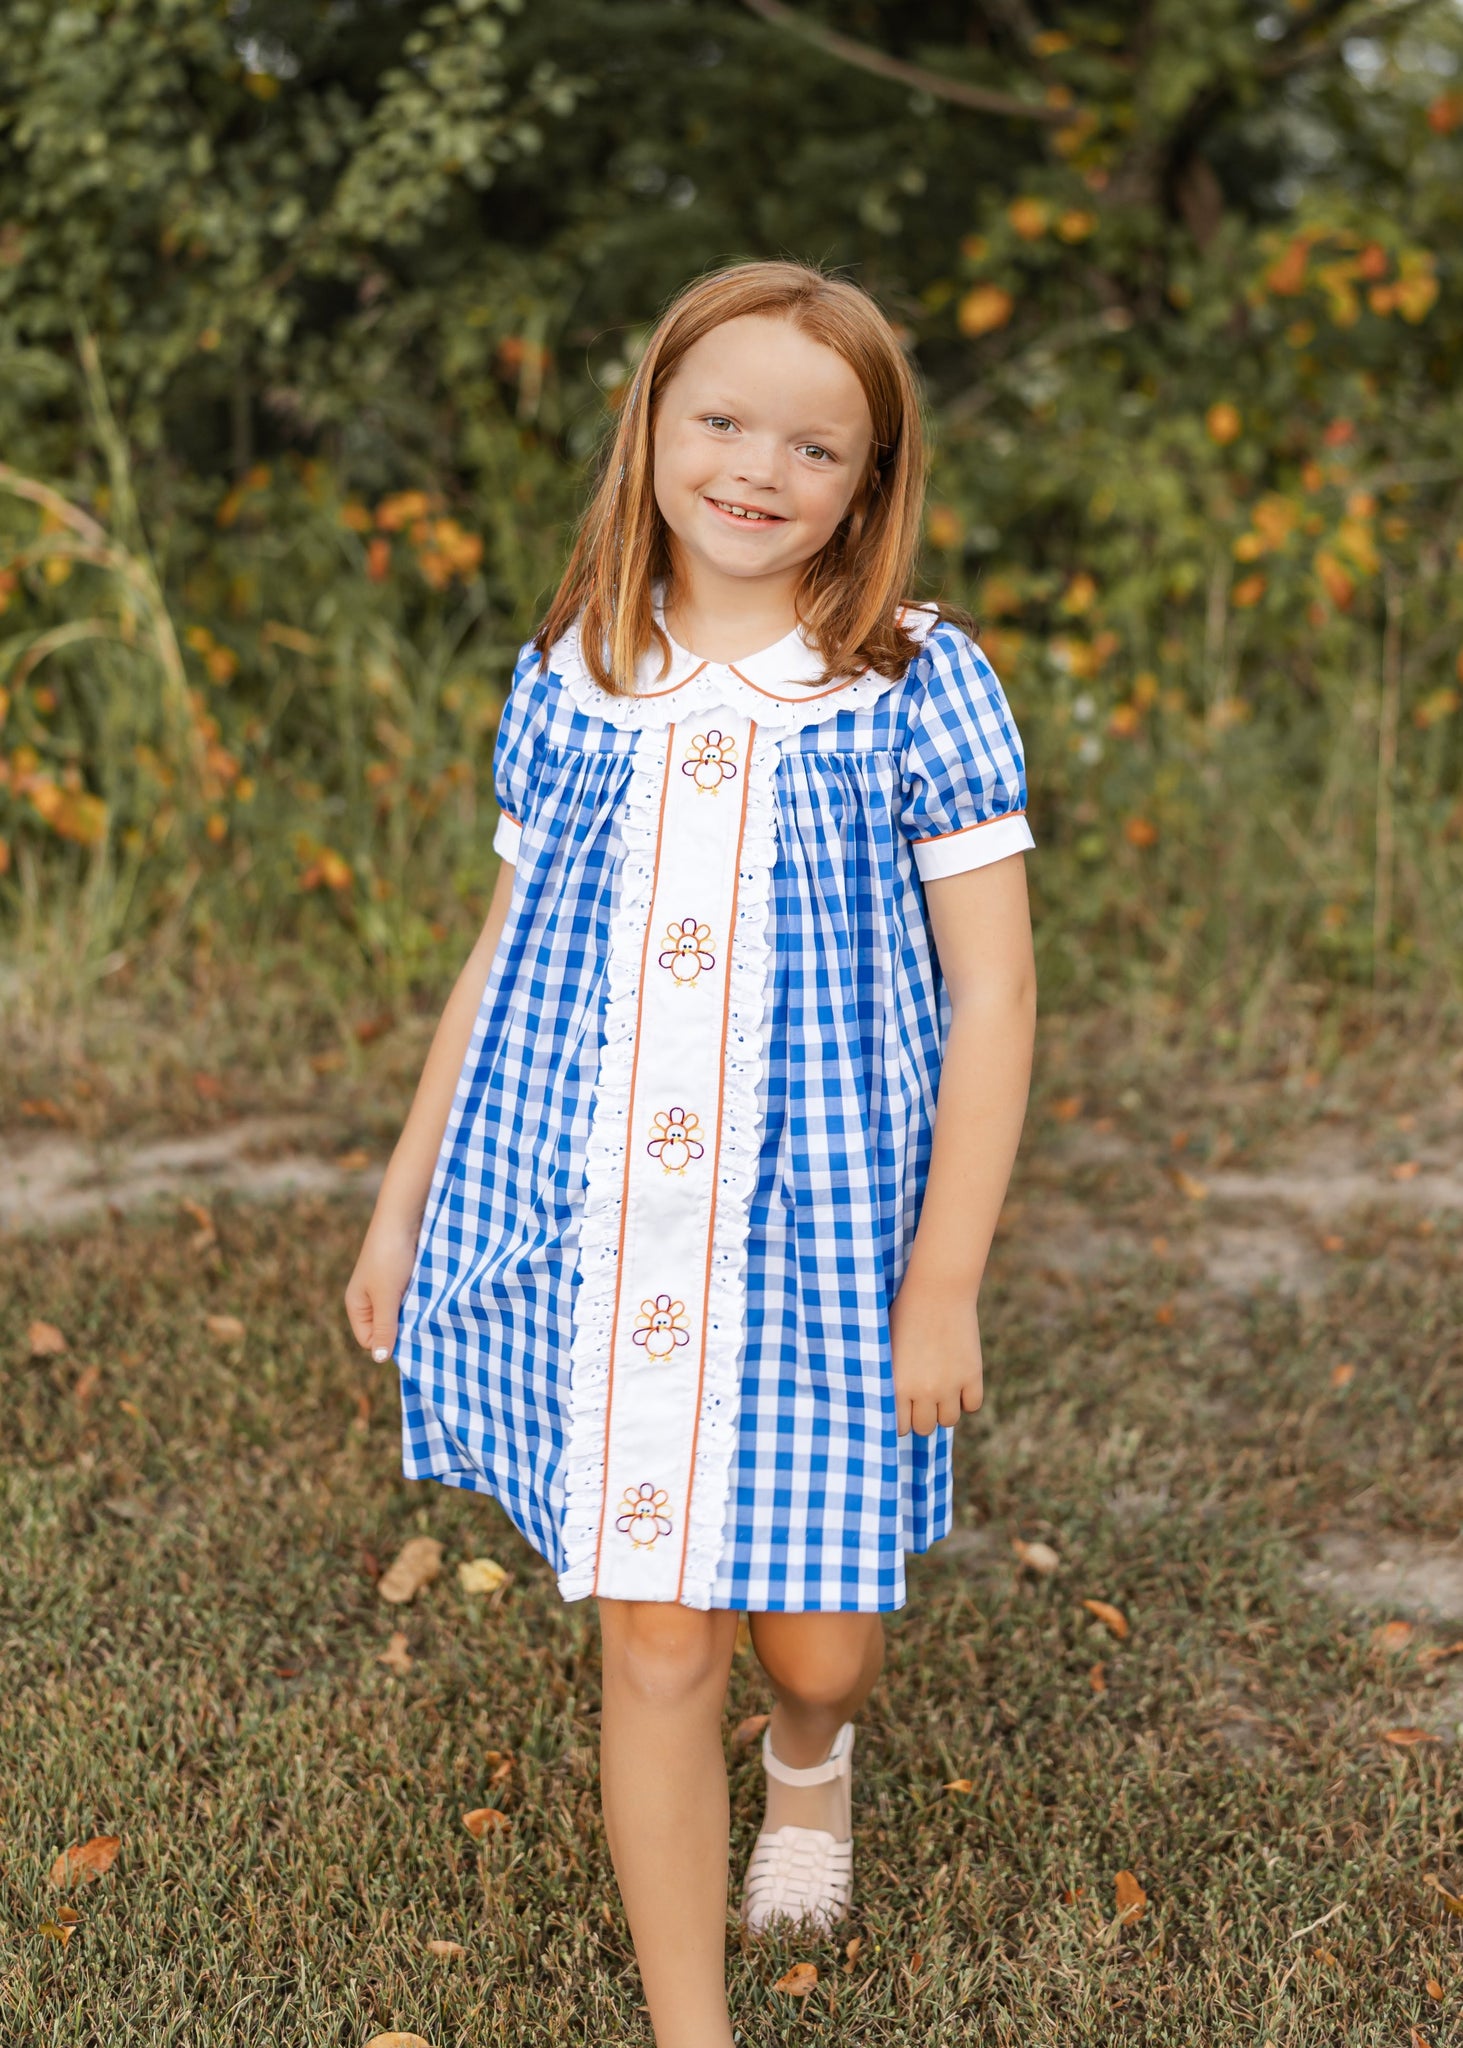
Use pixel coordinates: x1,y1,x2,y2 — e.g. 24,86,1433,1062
0,1115,382,1234
5,1105,1462,1282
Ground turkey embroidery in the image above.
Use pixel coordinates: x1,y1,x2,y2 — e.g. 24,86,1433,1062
683,728,739,793
659,916,717,988
633,1293,692,1362
616,1483,674,1550
647,1106,705,1174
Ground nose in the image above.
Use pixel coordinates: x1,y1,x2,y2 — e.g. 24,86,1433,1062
729,434,782,492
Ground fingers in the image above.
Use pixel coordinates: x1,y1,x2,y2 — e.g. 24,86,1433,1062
900,1390,977,1435
344,1279,398,1361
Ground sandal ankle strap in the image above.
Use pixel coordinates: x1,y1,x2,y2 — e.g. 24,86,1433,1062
760,1719,855,1787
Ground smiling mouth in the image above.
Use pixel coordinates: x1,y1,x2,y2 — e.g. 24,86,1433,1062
706,496,784,524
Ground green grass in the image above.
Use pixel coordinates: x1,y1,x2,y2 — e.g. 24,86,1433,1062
2,1099,1461,2045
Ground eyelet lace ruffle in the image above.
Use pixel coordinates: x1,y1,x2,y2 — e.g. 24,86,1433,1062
543,608,939,737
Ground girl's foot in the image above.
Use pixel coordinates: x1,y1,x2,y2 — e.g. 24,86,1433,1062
740,1720,854,1935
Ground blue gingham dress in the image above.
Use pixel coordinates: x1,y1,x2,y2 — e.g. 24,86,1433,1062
393,608,1032,1612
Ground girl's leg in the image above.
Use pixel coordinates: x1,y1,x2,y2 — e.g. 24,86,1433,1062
748,1613,884,1830
596,1597,741,2048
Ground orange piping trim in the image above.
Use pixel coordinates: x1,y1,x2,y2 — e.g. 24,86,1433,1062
912,806,1027,848
590,733,677,1596
633,659,710,699
674,721,755,1604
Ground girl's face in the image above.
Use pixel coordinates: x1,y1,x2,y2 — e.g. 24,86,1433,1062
651,313,874,598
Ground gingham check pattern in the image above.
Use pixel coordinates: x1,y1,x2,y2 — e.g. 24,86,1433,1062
393,620,1030,1612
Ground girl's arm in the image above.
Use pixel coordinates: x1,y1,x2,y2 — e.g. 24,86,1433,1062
343,855,517,1358
889,852,1036,1435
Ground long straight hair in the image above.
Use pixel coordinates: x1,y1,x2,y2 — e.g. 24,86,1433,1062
534,260,932,693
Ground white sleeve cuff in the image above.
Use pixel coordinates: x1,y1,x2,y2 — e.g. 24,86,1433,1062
912,810,1034,881
492,811,521,864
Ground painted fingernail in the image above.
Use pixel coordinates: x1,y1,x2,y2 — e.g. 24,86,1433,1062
372,1346,389,1362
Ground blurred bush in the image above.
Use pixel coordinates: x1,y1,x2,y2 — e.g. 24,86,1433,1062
0,0,1459,1044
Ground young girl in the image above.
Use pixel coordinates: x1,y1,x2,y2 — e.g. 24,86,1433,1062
345,259,1035,2048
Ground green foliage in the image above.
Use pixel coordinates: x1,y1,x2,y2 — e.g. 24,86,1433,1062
1,0,1461,1035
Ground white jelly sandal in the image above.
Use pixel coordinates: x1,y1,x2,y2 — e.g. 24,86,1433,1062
740,1720,855,1936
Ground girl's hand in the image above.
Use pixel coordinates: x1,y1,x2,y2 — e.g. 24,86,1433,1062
888,1272,984,1437
344,1216,420,1362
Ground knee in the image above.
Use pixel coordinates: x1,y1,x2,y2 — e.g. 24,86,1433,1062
754,1617,882,1711
600,1601,730,1709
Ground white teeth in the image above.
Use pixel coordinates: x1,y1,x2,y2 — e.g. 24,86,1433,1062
712,499,773,521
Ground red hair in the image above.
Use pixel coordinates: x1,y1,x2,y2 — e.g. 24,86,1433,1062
534,260,931,693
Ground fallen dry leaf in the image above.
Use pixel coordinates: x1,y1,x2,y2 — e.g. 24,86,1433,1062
364,2036,432,2048
72,1362,101,1411
335,1148,373,1171
774,1962,818,1997
457,1556,508,1596
28,1319,68,1357
1391,1160,1420,1181
1051,1093,1084,1122
1410,2030,1432,2048
377,1631,412,1675
462,1808,510,1839
944,1778,975,1794
1417,1639,1463,1670
1012,1536,1061,1576
909,1950,925,1970
425,1938,464,1959
1154,1301,1176,1326
1424,1874,1463,1916
1371,1620,1415,1656
844,1936,863,1967
38,1919,76,1945
483,1751,513,1785
1173,1168,1209,1201
1114,1869,1147,1924
204,1312,246,1342
1426,1976,1444,2000
734,1613,753,1656
731,1712,770,1750
1321,1233,1345,1254
179,1196,217,1249
1381,1727,1440,1748
1082,1598,1130,1640
377,1536,444,1604
1150,1234,1169,1255
48,1835,121,1888
118,1398,143,1421
21,1096,68,1122
353,1010,395,1044
1329,1361,1357,1389
354,1389,371,1429
1089,1662,1107,1693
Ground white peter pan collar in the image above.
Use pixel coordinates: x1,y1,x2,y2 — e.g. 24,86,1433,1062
544,599,940,735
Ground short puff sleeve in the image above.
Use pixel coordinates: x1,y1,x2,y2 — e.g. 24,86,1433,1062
490,638,550,865
898,621,1034,881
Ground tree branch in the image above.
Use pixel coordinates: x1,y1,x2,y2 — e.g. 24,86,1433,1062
1259,0,1440,79
736,0,1071,124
